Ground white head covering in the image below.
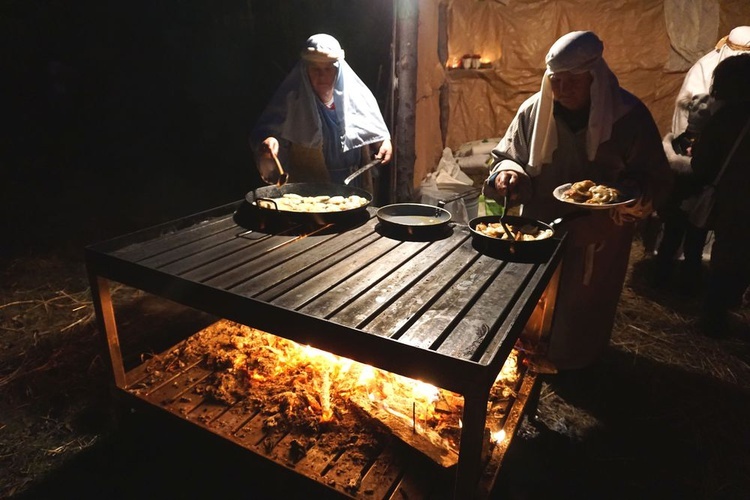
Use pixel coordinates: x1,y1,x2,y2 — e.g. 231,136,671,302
720,26,750,55
300,33,345,63
251,33,390,153
527,31,624,176
671,26,750,135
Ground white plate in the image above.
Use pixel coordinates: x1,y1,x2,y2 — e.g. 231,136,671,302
553,183,638,210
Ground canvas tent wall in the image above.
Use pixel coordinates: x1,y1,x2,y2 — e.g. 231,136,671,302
412,0,750,189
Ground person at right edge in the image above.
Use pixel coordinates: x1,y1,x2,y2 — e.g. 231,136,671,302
483,31,673,371
652,26,750,292
691,54,750,338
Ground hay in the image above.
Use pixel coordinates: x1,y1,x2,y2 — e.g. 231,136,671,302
3,240,750,497
509,239,750,498
612,244,750,390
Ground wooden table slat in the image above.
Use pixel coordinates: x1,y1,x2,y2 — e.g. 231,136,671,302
164,232,304,280
141,227,277,271
211,221,380,294
358,443,406,498
361,238,482,340
398,253,505,350
329,234,470,328
270,235,403,310
112,214,238,262
299,239,432,319
436,261,537,359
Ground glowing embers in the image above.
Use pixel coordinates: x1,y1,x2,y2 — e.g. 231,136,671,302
132,320,520,467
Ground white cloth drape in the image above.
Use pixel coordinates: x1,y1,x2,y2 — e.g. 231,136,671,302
663,0,720,71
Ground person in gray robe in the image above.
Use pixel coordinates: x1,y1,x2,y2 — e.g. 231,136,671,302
250,34,392,186
483,31,673,370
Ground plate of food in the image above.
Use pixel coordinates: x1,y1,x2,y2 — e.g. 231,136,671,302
553,180,638,209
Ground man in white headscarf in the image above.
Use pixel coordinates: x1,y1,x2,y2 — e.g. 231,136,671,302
250,33,392,186
672,26,750,135
653,26,750,291
484,31,672,370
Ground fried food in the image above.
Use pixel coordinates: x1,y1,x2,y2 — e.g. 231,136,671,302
258,193,369,212
563,179,596,203
475,222,554,241
562,180,621,205
586,185,620,204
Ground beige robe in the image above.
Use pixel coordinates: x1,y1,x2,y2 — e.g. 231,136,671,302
490,97,672,370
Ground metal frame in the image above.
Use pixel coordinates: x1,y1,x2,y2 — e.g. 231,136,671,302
86,201,563,497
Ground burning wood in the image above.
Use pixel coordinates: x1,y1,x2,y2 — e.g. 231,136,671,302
132,320,520,468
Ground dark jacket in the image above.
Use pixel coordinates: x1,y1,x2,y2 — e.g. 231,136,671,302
690,102,750,231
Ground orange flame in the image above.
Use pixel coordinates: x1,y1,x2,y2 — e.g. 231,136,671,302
220,325,519,452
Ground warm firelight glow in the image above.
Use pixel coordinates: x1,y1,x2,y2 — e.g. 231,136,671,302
496,350,518,383
210,322,521,461
412,380,439,401
246,336,457,434
446,54,496,69
491,429,506,444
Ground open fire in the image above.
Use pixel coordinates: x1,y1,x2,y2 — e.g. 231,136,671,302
87,196,562,497
132,319,522,468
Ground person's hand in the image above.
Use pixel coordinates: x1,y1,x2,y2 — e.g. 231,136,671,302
375,139,392,164
610,197,653,225
258,137,281,184
261,137,279,157
485,170,531,203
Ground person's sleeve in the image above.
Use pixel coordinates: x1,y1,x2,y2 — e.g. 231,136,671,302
488,101,535,175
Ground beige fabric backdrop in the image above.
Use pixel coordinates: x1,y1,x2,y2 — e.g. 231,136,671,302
413,0,750,188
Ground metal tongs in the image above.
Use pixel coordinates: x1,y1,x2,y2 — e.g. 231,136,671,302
499,188,514,240
344,157,383,186
435,187,482,217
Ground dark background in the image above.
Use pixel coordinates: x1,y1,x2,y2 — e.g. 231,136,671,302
4,4,750,499
1,0,394,258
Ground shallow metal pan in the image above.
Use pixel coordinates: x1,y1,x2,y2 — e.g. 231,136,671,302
469,211,588,262
244,182,373,227
375,203,453,241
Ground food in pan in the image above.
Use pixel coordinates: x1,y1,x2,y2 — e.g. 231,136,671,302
258,193,369,212
562,179,621,205
474,222,554,241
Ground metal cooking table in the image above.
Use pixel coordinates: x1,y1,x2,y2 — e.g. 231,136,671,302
85,200,564,498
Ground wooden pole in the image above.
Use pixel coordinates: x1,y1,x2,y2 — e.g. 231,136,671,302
438,1,449,147
395,0,419,202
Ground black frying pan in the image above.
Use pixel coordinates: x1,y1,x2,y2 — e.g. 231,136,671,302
376,188,481,230
469,211,588,262
375,203,453,241
376,203,452,230
376,188,482,240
